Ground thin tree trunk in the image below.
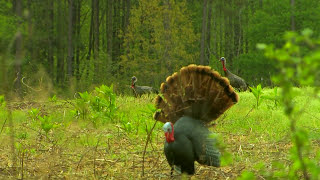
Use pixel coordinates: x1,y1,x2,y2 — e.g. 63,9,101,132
245,0,249,53
93,0,99,82
206,0,213,65
57,0,65,85
67,0,74,79
47,0,54,79
228,1,233,66
86,3,93,78
107,0,113,61
200,0,208,65
125,0,130,31
163,0,172,75
234,2,241,57
14,0,23,98
219,1,223,57
75,0,81,81
224,1,229,62
113,1,120,65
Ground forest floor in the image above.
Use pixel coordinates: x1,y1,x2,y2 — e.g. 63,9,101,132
0,87,319,179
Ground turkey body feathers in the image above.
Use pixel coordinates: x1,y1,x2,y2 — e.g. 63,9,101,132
154,65,238,175
224,69,248,91
132,85,158,97
164,116,220,174
154,64,238,124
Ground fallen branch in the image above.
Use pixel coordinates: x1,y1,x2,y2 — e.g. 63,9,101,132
142,120,157,176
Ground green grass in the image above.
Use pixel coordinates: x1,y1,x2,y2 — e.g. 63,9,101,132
0,87,319,179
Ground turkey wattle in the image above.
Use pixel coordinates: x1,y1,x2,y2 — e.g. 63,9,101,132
131,76,158,97
153,64,239,175
220,57,249,91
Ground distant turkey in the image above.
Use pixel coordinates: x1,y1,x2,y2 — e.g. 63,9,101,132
131,76,158,97
220,57,249,91
154,65,239,175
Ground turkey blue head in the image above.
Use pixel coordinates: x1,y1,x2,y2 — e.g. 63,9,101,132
163,122,175,143
220,57,227,71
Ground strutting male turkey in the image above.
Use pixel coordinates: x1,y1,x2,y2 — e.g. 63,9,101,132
220,57,249,91
131,76,158,97
153,64,239,175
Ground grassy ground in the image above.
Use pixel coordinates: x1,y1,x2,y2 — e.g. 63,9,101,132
0,87,319,179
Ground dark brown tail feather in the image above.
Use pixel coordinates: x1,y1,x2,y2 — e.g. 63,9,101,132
154,64,239,124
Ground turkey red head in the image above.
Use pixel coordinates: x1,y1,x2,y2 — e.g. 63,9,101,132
131,76,137,88
163,122,175,143
220,57,227,71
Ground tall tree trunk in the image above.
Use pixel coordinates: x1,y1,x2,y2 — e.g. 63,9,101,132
67,0,74,80
113,0,120,65
86,3,94,79
163,0,172,75
107,0,113,61
48,0,54,80
219,1,223,57
228,0,234,66
93,0,99,82
224,1,229,62
206,0,213,65
125,0,131,31
14,0,23,98
245,0,249,53
200,0,208,65
57,0,65,85
213,1,218,60
234,1,241,57
290,0,295,31
75,0,81,81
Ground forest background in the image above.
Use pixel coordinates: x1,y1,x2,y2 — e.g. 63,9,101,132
1,0,320,98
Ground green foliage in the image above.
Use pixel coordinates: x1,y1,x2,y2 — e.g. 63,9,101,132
250,29,320,179
73,84,118,127
28,108,40,121
39,115,56,135
262,87,280,109
237,171,255,180
120,0,198,86
232,53,275,87
49,95,57,103
249,84,263,109
0,95,6,108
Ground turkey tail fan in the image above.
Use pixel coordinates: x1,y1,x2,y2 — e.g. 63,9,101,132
154,64,239,124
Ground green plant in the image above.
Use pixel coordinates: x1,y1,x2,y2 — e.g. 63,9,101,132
262,87,281,109
242,29,320,179
49,95,57,103
0,95,5,108
73,85,118,127
73,91,91,119
249,84,264,109
28,108,40,121
39,115,57,135
93,84,117,122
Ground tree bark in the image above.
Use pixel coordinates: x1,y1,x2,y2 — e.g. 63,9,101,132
93,0,99,82
75,0,81,81
107,0,113,61
14,0,23,98
219,0,223,57
47,0,54,79
205,0,213,65
200,0,208,65
57,0,65,85
67,0,74,79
